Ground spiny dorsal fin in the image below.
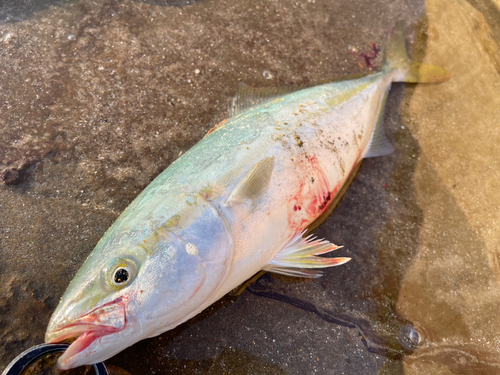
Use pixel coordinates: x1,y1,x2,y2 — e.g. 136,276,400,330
263,230,350,278
225,156,275,205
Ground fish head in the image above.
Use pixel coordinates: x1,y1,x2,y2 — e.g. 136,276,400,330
46,195,233,369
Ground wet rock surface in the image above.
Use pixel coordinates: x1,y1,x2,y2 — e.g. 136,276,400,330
1,0,500,374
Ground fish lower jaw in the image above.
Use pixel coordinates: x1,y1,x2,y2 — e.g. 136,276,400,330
45,325,122,370
57,330,101,370
45,296,129,368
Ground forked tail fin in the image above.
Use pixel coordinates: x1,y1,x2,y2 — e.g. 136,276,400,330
385,21,453,83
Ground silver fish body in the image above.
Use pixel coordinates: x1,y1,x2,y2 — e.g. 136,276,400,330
45,23,452,369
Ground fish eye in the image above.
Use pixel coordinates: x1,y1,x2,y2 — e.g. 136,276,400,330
107,258,137,288
114,268,129,284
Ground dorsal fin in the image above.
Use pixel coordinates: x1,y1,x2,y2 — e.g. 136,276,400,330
225,156,275,205
230,83,307,117
230,73,378,117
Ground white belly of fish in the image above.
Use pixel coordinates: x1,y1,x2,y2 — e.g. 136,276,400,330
180,74,393,323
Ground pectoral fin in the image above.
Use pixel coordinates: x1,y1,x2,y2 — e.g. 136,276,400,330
263,230,350,278
225,156,275,205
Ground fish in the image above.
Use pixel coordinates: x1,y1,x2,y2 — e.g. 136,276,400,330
44,22,452,369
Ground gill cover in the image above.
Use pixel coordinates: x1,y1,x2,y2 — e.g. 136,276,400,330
140,193,235,334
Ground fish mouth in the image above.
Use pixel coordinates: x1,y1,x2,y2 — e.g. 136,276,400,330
45,297,127,369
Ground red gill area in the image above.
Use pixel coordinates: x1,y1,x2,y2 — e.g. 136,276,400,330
287,150,363,237
287,155,337,234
